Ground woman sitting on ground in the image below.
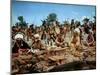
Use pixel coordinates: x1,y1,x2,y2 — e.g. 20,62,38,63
81,30,94,48
70,31,80,50
86,30,94,47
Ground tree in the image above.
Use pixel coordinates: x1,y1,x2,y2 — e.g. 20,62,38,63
17,16,27,28
46,13,57,25
18,16,24,23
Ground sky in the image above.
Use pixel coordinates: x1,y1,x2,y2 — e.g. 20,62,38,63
12,1,96,26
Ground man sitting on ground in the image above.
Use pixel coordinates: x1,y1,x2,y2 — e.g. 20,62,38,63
55,34,66,48
32,34,45,50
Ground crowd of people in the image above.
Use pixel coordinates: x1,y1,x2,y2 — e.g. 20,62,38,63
11,16,96,54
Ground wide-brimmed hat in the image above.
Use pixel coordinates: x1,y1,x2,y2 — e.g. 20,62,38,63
14,33,24,40
74,28,80,33
34,34,40,39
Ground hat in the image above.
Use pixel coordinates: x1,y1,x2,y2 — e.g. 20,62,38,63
74,28,80,34
34,34,40,38
14,33,24,39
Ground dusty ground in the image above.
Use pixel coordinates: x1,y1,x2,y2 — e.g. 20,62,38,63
11,45,96,74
